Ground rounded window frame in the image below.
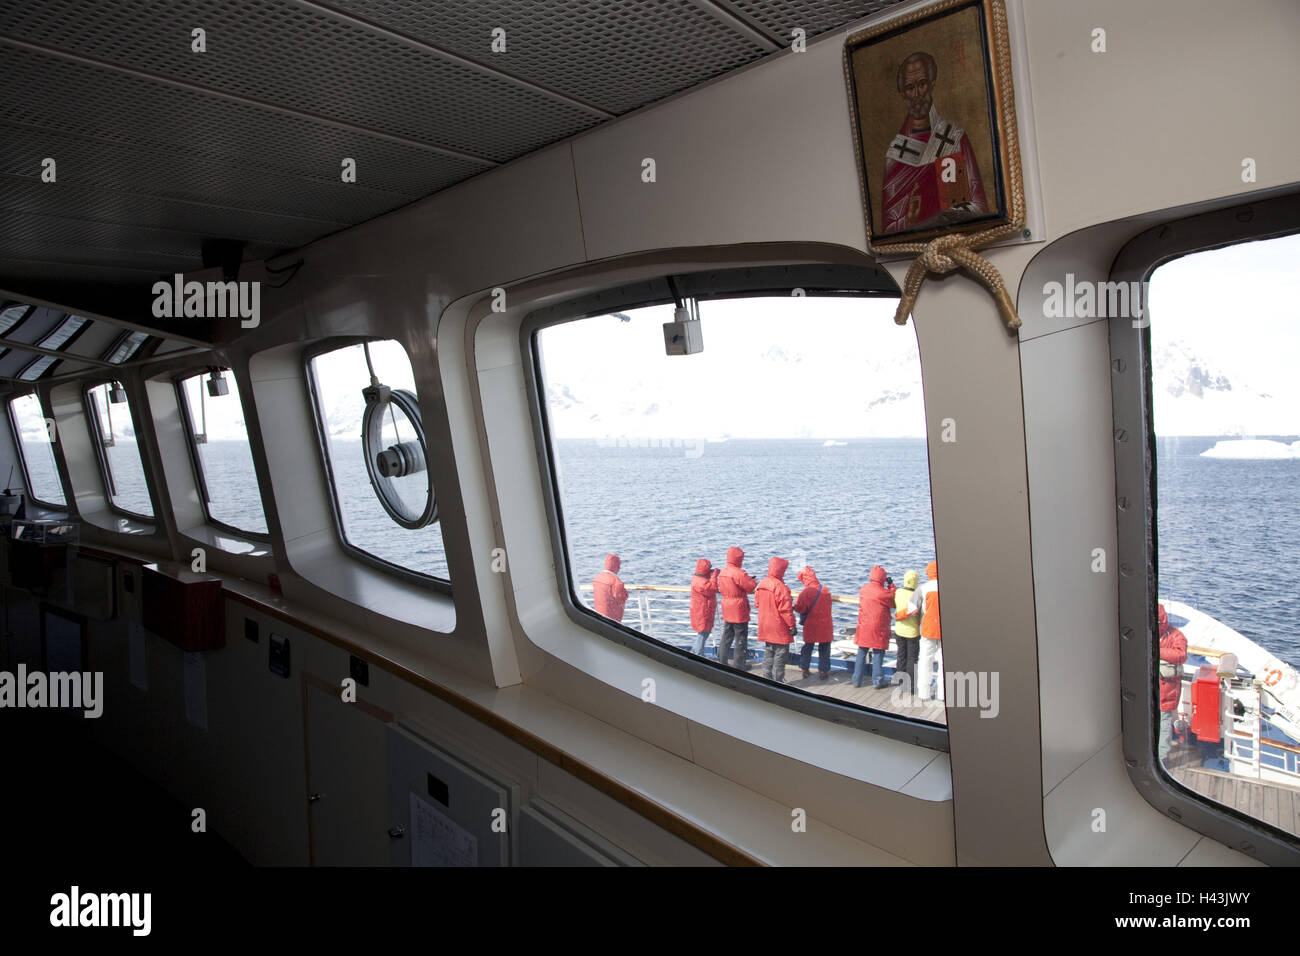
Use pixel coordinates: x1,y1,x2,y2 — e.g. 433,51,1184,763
520,263,950,751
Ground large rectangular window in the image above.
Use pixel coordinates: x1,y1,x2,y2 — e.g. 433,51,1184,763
1145,231,1300,843
86,383,153,518
8,392,64,506
533,287,941,726
178,369,267,536
308,340,448,582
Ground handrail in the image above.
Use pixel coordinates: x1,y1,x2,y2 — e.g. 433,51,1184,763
579,582,865,606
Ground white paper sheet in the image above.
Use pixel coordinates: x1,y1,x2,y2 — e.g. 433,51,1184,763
183,651,207,730
409,792,477,867
128,622,148,691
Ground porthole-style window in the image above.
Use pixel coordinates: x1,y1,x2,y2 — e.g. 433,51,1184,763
361,382,436,530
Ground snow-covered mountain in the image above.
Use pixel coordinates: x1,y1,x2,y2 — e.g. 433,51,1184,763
1151,339,1297,437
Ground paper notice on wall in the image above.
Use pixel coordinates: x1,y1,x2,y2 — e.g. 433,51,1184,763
128,621,148,691
183,651,207,730
409,792,477,867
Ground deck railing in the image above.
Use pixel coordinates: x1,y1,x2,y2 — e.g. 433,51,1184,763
578,582,894,669
1189,675,1300,787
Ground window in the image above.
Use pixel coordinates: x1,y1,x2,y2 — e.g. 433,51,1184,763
0,303,30,336
8,392,64,506
177,369,267,536
85,383,153,518
532,282,942,726
1145,232,1300,842
308,340,448,582
105,330,149,365
18,314,90,381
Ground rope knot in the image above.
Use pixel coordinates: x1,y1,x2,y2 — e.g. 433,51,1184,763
888,231,1022,333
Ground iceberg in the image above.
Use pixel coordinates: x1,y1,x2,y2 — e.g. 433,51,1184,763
1199,439,1300,460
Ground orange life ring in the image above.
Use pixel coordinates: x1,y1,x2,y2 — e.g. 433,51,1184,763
1264,668,1282,687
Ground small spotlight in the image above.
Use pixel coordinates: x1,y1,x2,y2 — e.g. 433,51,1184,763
108,382,127,404
207,369,229,396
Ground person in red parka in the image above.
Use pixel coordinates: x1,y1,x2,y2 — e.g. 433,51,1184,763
592,553,628,623
717,546,757,671
756,557,797,683
794,566,833,680
854,566,897,689
690,558,721,656
1157,603,1188,762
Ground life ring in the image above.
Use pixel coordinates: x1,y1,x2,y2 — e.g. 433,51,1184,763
1264,668,1282,687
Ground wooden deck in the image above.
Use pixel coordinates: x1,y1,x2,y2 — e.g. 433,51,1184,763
735,660,948,725
1164,747,1300,838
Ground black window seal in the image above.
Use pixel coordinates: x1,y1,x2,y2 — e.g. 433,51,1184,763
5,391,69,511
172,369,272,543
1109,187,1300,864
520,263,950,752
301,337,451,595
82,381,156,522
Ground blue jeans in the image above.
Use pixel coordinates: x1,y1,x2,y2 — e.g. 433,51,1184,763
1158,709,1174,762
853,648,885,687
693,630,710,656
799,641,830,674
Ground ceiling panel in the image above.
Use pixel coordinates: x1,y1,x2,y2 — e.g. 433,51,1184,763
720,0,910,40
317,0,771,114
0,0,907,308
3,0,601,160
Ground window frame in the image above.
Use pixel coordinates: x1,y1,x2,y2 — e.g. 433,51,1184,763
1109,189,1300,864
520,263,949,750
302,337,451,594
82,380,155,521
6,390,68,510
173,368,271,541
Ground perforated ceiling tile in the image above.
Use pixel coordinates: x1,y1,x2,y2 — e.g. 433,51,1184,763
720,0,910,39
317,0,771,114
2,0,601,161
1,122,425,228
0,178,339,250
0,48,489,197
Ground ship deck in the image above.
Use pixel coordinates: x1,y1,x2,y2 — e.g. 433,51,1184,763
1165,746,1300,839
734,659,948,725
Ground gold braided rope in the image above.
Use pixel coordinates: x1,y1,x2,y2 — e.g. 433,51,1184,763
846,0,1027,334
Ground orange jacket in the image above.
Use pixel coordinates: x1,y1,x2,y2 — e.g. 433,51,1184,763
717,546,757,624
689,559,720,633
755,557,796,644
899,560,941,640
855,565,898,649
793,567,834,643
592,553,628,622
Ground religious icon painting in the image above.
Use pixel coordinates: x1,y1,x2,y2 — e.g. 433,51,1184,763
844,0,1022,246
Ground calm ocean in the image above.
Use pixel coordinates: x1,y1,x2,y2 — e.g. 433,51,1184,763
57,436,1299,670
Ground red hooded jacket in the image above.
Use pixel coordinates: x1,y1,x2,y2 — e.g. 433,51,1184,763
717,546,757,624
592,553,628,622
1158,603,1188,712
690,559,720,633
855,566,898,649
755,557,796,644
793,567,833,644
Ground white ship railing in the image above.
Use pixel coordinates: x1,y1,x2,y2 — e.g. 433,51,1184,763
1220,680,1300,785
578,583,895,666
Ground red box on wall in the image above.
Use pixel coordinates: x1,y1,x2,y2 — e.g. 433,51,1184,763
1189,663,1221,743
141,563,225,652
